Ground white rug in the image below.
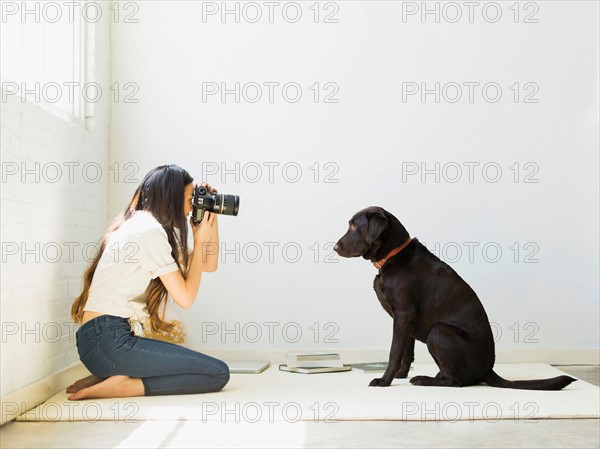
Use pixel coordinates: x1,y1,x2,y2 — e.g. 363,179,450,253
16,364,599,422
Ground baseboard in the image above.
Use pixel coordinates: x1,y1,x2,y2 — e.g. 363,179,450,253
0,362,89,426
492,348,600,365
1,347,597,425
196,347,600,366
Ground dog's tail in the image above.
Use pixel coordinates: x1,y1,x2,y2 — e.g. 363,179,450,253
483,370,576,390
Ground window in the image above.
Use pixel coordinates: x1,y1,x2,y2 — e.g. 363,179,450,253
1,1,84,121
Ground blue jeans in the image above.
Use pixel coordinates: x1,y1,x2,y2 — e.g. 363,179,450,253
75,314,230,396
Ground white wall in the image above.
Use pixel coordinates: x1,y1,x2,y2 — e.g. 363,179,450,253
109,1,599,358
1,4,111,396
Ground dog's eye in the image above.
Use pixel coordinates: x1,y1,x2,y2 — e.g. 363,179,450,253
350,224,357,231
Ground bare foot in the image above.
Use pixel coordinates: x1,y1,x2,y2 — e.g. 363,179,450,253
66,375,104,393
67,375,145,401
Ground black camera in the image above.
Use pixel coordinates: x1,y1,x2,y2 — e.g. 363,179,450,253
192,185,240,224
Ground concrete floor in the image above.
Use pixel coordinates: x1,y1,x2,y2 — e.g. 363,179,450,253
1,365,598,449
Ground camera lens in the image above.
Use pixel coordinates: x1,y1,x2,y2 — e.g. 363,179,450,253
214,194,239,216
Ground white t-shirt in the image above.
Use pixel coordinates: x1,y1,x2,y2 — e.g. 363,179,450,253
83,210,194,335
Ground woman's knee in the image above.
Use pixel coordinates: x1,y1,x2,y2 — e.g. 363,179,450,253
214,360,230,390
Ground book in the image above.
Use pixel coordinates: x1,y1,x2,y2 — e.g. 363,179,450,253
285,351,340,361
285,351,343,368
350,362,389,373
224,360,270,374
285,359,344,368
279,364,352,374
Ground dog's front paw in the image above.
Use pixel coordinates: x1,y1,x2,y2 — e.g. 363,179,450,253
369,377,391,387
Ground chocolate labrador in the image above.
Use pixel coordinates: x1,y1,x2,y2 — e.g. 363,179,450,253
334,206,576,390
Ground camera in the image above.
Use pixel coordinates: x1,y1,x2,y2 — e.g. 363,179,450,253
192,185,240,224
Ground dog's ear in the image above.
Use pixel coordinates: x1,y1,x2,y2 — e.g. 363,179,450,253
365,211,388,244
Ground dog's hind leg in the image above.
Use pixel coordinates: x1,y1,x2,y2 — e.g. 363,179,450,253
410,373,458,387
409,322,473,387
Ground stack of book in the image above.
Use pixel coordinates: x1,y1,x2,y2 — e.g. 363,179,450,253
350,362,388,373
279,351,351,374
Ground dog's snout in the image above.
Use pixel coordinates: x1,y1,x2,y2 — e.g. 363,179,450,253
333,242,340,253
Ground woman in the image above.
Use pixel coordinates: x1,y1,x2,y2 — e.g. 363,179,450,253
66,164,230,400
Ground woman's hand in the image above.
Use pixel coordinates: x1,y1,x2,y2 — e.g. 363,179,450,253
157,181,220,310
190,210,215,244
200,182,219,232
201,182,218,194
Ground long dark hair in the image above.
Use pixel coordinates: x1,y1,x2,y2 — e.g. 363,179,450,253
71,164,194,333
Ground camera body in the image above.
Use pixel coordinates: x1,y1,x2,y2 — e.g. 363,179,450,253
192,186,240,224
